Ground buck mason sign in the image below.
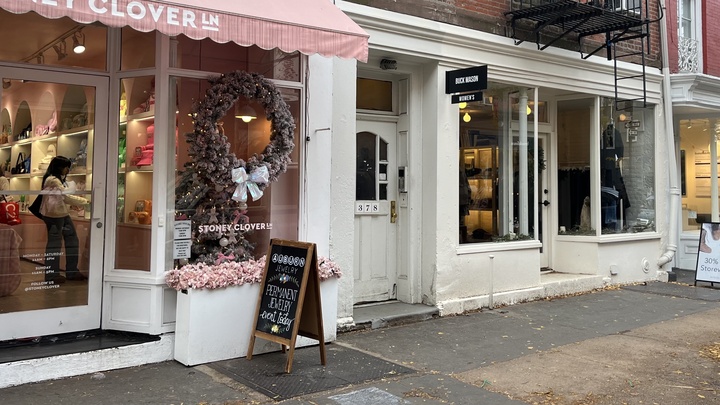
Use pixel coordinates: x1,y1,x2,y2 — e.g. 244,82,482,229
26,0,221,31
445,65,488,95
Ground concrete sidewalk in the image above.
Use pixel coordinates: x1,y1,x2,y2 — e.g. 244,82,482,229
1,279,719,404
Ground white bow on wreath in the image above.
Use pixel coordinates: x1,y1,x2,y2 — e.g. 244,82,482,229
231,166,269,203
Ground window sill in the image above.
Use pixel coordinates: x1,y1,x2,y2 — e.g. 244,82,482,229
457,239,541,255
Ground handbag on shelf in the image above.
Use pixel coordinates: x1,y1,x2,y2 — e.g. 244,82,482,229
0,195,21,226
136,150,153,166
22,155,31,174
10,153,24,174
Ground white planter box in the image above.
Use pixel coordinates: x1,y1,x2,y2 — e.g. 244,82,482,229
174,278,338,366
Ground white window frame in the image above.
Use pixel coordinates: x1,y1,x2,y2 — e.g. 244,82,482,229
678,0,703,72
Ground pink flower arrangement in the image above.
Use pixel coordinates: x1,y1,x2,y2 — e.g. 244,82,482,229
317,256,342,281
166,255,341,291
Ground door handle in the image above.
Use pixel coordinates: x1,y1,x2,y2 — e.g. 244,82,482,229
91,186,103,228
542,200,550,206
391,201,397,223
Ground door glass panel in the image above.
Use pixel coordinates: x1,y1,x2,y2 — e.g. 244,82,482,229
0,79,94,313
379,139,388,200
356,132,376,200
115,77,155,271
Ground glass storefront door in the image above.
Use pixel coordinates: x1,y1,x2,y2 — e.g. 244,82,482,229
0,67,107,340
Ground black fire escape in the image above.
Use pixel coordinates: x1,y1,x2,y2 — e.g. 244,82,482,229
505,0,661,110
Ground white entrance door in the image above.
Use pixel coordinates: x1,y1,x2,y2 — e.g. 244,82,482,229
0,67,108,340
537,134,551,269
354,119,398,303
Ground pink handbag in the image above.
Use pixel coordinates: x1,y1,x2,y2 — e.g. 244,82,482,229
136,150,154,166
47,111,58,132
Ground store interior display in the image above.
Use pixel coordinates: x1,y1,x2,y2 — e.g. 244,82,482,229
0,80,94,272
461,145,498,242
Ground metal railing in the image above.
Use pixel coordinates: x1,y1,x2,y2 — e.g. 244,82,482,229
678,36,699,73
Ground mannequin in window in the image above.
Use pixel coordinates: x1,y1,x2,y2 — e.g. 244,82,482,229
601,122,630,229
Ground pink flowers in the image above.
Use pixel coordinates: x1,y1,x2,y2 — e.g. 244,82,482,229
166,256,341,291
317,256,342,281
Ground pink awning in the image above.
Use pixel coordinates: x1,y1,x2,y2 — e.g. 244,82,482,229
0,0,368,61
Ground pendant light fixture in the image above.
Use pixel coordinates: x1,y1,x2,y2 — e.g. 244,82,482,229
235,104,257,123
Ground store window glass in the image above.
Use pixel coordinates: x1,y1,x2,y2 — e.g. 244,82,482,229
599,98,655,234
121,27,155,70
459,87,539,244
679,118,716,232
0,79,95,311
115,76,156,271
172,76,301,264
0,9,107,71
557,98,593,234
556,97,655,235
172,36,301,82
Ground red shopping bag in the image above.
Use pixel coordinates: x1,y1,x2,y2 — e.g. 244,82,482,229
0,197,21,226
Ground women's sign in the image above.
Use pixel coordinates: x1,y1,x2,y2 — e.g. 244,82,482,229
696,222,720,284
247,239,326,373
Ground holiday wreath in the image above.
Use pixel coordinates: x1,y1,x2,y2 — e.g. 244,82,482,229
175,70,296,264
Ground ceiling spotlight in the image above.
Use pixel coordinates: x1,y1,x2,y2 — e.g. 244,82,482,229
53,40,67,60
72,30,86,54
687,120,693,129
2,79,10,90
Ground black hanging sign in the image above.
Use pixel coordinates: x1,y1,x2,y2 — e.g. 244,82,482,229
247,239,326,373
451,91,484,105
445,65,487,95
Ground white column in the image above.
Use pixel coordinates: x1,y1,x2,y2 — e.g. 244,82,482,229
518,88,529,235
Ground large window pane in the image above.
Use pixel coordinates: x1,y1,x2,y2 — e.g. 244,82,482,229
0,80,95,311
600,98,655,234
557,98,593,234
459,96,501,243
173,77,301,263
115,76,156,271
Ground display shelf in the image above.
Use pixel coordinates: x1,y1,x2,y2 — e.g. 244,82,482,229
462,145,498,240
117,80,155,227
1,83,93,207
125,165,154,173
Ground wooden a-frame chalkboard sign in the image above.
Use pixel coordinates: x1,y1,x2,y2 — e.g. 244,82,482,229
247,239,326,373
